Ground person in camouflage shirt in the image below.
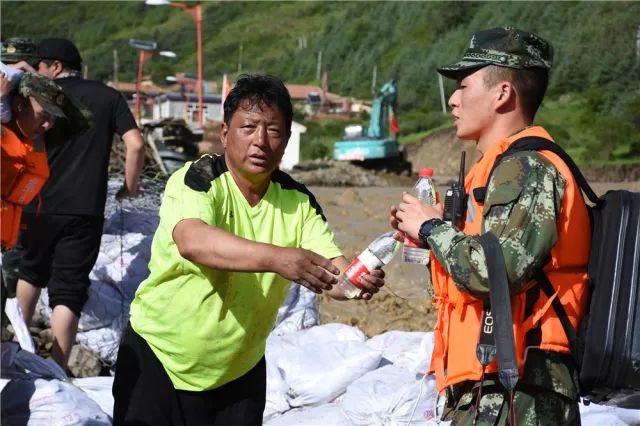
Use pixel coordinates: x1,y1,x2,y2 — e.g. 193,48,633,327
390,27,590,425
1,37,40,69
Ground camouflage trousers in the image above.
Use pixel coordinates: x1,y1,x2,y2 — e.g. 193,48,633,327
441,382,581,426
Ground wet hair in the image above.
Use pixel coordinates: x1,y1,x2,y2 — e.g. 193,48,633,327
482,65,549,120
223,74,293,134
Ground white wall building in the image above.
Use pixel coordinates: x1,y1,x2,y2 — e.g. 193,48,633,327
280,121,306,170
153,92,223,125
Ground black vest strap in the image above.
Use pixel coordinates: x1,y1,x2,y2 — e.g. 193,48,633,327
473,136,601,205
535,270,582,369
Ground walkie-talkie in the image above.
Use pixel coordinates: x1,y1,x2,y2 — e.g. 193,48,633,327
443,152,468,230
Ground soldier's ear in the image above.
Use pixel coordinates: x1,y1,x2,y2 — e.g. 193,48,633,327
494,81,516,112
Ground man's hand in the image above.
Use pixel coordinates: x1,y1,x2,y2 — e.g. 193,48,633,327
352,268,386,300
390,192,444,240
115,183,142,201
274,247,340,294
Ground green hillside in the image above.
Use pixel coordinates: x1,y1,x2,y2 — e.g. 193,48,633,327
2,1,639,163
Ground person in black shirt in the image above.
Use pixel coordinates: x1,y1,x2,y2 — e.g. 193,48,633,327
14,38,145,370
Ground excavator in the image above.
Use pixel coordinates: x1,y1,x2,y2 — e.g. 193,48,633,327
333,79,411,174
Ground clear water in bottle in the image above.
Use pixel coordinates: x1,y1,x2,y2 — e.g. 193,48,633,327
403,168,436,265
337,231,401,299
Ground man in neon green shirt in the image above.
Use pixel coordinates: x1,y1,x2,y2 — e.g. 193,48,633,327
112,75,385,425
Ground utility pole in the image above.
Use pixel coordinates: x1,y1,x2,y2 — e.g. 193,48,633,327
636,24,640,64
298,36,307,49
438,74,447,114
316,50,322,82
371,64,377,94
113,49,119,85
238,43,243,73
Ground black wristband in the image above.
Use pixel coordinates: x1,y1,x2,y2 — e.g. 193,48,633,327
418,218,445,248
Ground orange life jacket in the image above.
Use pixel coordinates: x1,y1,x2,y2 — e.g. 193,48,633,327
428,126,591,394
1,125,49,249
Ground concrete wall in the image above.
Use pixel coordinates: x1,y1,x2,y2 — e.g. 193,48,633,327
280,121,306,170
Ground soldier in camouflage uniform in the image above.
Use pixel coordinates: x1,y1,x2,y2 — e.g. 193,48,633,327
1,37,39,69
391,27,588,425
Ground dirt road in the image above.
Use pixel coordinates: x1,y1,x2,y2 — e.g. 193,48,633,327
313,180,640,337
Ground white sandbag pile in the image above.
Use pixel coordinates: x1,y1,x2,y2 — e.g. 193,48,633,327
1,342,111,425
33,207,158,364
266,324,382,410
264,326,439,425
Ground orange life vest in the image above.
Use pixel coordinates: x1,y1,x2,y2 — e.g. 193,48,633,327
1,125,49,249
428,126,591,394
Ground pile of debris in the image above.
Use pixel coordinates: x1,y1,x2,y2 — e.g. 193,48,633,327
289,159,414,187
110,118,221,178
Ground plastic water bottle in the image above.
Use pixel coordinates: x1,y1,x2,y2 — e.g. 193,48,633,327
403,168,436,265
336,231,402,299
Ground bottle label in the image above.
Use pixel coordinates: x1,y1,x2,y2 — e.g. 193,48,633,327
403,235,422,248
344,250,382,287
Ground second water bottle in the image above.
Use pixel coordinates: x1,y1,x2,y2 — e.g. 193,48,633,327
403,168,436,265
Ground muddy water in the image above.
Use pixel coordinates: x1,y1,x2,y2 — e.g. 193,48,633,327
312,180,640,337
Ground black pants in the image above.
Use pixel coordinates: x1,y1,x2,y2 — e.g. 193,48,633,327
16,213,103,316
112,324,266,426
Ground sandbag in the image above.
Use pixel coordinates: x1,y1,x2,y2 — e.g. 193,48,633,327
341,364,438,426
268,324,379,408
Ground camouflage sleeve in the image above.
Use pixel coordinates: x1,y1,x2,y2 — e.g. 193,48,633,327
427,152,565,299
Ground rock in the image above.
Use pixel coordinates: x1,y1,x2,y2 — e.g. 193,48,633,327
2,325,15,342
68,345,102,378
29,326,43,335
338,188,363,205
39,328,53,345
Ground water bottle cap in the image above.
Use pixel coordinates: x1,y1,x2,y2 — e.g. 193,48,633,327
419,167,433,177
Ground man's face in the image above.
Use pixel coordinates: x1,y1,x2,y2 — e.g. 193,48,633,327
448,67,496,142
221,99,289,182
37,60,59,79
15,96,55,139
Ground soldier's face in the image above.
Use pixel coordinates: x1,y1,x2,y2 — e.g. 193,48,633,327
221,100,289,184
15,96,55,139
448,68,496,142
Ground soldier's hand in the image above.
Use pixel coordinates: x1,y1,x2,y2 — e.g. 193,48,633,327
0,71,11,100
391,192,444,240
274,247,340,294
7,61,36,73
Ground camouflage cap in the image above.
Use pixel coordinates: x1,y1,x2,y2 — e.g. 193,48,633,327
1,37,39,67
18,73,67,119
437,27,553,79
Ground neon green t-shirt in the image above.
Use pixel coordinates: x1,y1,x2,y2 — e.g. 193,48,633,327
129,155,342,391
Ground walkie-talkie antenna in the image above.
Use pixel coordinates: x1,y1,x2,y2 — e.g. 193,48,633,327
450,151,467,230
